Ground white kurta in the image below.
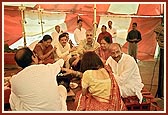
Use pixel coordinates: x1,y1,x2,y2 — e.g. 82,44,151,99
74,28,86,45
54,42,71,68
106,53,144,103
51,31,62,46
107,27,117,43
54,42,71,60
9,59,67,111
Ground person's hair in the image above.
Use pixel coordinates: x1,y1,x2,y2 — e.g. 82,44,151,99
14,47,34,68
108,20,112,23
102,25,107,29
132,22,137,26
103,36,112,44
39,35,52,43
63,32,69,35
80,51,104,73
77,19,83,23
55,25,60,28
59,33,67,41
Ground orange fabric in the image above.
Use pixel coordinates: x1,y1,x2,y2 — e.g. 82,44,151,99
4,7,22,45
138,4,162,16
33,44,55,64
75,65,127,111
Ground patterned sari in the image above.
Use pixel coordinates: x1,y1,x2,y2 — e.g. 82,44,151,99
75,65,127,111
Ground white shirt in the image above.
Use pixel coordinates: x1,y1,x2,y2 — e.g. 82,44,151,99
54,42,71,61
74,27,86,45
107,27,117,43
106,53,144,103
51,31,62,46
9,59,67,111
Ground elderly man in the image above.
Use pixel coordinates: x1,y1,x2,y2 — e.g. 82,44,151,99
70,29,100,71
51,25,63,46
9,47,67,111
106,43,144,103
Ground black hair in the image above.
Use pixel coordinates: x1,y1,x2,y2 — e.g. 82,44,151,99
103,36,112,44
39,35,52,43
102,25,107,29
77,19,83,24
14,47,34,68
132,22,137,26
59,33,67,41
80,51,104,73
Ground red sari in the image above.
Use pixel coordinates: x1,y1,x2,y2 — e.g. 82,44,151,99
33,43,55,64
75,65,127,111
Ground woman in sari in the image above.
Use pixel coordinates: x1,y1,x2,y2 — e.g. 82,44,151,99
62,51,126,111
95,36,112,64
33,35,56,64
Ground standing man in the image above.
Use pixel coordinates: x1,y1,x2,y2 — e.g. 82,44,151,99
126,22,142,62
97,25,113,44
51,25,63,46
74,19,86,45
107,20,117,43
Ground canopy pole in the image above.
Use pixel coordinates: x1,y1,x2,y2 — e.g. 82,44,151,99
38,6,44,36
93,4,97,40
19,4,26,47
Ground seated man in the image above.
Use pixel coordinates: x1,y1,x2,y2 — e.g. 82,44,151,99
54,33,77,68
106,43,144,103
9,47,67,111
70,29,100,71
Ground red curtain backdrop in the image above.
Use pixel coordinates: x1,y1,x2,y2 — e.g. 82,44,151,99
4,6,22,45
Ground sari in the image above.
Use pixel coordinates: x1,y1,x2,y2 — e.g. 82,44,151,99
75,65,127,111
33,44,55,64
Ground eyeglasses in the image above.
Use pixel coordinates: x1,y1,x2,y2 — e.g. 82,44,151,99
86,34,93,37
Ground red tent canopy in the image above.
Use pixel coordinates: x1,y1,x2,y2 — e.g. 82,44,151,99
3,3,164,61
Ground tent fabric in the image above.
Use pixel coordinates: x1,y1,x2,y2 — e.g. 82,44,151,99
122,17,161,61
4,8,22,45
3,3,164,61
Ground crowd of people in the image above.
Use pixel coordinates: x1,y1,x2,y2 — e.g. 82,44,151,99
8,19,144,111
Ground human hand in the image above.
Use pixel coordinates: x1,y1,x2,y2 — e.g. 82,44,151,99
61,67,75,76
71,57,80,66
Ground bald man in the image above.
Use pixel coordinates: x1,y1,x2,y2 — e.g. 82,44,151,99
9,47,67,111
106,43,144,103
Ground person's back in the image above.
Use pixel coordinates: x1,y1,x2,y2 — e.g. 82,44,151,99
82,68,111,103
10,64,64,111
75,51,126,111
9,47,67,111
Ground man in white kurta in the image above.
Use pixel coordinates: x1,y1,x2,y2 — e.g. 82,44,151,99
107,20,117,43
74,19,86,45
106,43,144,103
54,33,77,68
9,47,67,111
51,25,63,46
